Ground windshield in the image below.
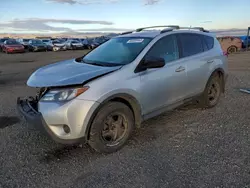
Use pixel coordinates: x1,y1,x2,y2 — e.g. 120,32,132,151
53,40,63,44
0,39,8,43
5,40,20,45
42,40,50,42
23,39,30,42
31,40,43,44
71,40,79,44
87,39,93,43
83,37,152,65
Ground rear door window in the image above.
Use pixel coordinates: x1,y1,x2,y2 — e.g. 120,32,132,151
204,35,214,50
179,33,203,57
202,38,208,51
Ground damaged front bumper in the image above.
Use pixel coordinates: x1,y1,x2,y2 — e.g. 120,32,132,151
17,97,85,144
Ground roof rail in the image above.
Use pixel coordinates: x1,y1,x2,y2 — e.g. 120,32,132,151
120,25,209,36
136,25,180,32
179,27,209,32
120,31,134,35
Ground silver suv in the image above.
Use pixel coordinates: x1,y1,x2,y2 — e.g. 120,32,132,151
17,25,228,153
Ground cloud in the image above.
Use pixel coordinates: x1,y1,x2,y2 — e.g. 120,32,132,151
0,18,113,32
46,0,118,5
76,27,131,32
143,0,161,5
46,0,162,5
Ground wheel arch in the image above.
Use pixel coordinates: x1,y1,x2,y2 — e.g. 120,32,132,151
208,68,225,93
84,93,142,140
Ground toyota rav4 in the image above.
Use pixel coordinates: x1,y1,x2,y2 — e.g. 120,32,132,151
17,25,228,153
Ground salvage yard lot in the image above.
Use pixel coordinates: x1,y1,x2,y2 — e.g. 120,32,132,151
1,51,250,188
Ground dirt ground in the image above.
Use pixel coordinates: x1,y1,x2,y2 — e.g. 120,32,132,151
0,50,250,188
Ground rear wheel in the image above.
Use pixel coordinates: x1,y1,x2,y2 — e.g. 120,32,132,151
227,45,237,54
88,102,135,153
200,73,222,108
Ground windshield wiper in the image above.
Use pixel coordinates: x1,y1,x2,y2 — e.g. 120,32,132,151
86,62,105,66
80,58,123,67
80,59,105,66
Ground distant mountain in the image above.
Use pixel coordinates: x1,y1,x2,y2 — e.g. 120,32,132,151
211,28,248,36
0,28,248,38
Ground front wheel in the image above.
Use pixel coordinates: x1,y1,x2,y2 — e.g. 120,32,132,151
88,102,135,153
200,73,222,108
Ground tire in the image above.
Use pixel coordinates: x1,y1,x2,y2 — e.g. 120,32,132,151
88,102,135,153
199,73,222,108
227,45,237,54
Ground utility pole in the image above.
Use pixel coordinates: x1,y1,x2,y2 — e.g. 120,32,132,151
246,27,250,51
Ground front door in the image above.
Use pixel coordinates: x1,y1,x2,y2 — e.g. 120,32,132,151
139,34,188,115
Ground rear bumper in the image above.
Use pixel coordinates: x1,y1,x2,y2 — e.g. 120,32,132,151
17,97,85,144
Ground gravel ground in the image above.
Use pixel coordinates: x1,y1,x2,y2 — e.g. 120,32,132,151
0,51,250,188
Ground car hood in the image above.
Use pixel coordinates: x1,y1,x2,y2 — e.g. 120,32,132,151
27,59,122,87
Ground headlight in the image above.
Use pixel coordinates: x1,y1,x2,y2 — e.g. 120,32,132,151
41,87,89,102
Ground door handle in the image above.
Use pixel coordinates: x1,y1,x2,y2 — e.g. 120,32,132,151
175,66,185,72
207,60,214,63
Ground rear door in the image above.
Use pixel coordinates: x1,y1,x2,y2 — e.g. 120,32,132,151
139,34,188,115
177,33,214,97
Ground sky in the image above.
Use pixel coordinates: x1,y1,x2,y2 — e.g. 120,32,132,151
0,0,250,34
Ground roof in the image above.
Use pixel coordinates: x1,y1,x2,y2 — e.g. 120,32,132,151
117,31,161,38
117,28,213,39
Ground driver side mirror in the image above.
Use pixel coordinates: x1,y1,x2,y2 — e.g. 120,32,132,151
135,57,165,73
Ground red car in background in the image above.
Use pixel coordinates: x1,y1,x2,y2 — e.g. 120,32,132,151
2,39,25,54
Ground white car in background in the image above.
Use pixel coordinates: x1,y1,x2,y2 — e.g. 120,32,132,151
49,39,67,51
65,40,84,50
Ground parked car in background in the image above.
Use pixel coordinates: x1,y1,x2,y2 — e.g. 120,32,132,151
240,36,250,48
87,39,100,49
2,39,25,54
17,25,228,153
41,39,53,51
81,39,94,49
65,40,83,50
28,39,47,52
68,38,81,42
18,38,32,50
0,38,9,52
49,39,66,51
217,36,242,54
96,37,109,44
